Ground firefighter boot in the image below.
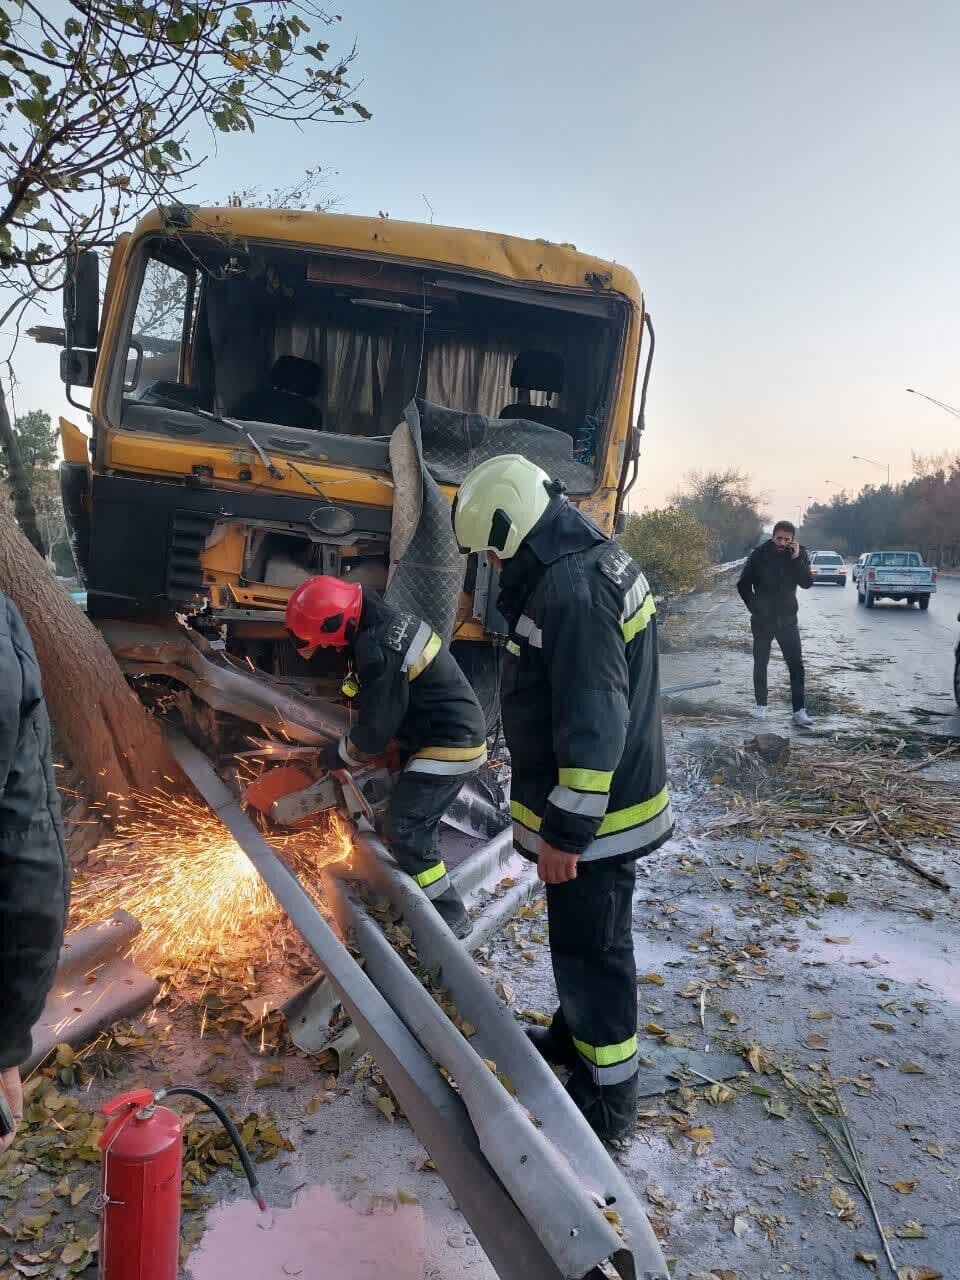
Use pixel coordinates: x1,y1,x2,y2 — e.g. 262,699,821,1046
525,1007,579,1071
567,1068,640,1143
431,885,472,939
568,1064,642,1146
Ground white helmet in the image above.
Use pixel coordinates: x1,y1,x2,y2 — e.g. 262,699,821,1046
453,454,557,559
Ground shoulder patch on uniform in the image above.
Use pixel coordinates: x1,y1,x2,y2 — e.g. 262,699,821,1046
598,542,636,588
383,613,417,652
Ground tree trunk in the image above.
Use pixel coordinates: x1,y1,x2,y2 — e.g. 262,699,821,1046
0,506,179,818
0,381,47,557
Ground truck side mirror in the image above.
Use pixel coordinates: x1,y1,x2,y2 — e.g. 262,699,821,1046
61,250,100,388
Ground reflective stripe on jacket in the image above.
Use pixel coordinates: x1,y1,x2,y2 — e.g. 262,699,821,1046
500,521,672,862
344,593,487,773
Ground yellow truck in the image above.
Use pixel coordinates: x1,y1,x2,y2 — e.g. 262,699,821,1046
53,206,651,761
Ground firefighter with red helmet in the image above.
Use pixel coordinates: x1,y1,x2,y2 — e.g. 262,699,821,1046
286,577,486,938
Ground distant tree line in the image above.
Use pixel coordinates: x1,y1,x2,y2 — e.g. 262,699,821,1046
0,409,73,573
671,468,766,562
800,453,960,566
620,467,767,596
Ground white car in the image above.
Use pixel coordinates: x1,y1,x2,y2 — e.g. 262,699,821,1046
809,550,847,587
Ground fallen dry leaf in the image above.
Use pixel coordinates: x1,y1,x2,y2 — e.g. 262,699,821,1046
808,1011,833,1020
895,1221,927,1239
855,1252,879,1270
900,1061,926,1074
764,1098,790,1119
639,973,665,986
59,1243,88,1265
396,1188,419,1205
745,1044,771,1073
830,1186,858,1221
732,1211,750,1237
704,1083,735,1105
893,1180,917,1194
520,1009,551,1027
685,1126,715,1144
897,1268,942,1280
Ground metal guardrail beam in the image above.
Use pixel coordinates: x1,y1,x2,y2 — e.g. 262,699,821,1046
349,833,670,1280
707,556,747,576
167,732,669,1280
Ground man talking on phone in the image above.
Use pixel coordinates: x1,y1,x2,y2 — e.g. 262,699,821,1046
737,520,815,726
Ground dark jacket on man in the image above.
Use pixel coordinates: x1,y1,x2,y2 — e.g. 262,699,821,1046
497,500,673,862
341,592,487,775
737,540,813,621
0,594,69,1071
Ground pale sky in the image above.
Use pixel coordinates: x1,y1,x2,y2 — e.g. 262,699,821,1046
11,0,960,523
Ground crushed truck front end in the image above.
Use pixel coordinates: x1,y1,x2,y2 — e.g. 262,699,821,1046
56,207,648,744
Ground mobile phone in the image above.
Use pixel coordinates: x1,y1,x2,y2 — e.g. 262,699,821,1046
0,1091,13,1138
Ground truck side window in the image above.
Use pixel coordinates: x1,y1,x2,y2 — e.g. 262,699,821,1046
127,257,200,407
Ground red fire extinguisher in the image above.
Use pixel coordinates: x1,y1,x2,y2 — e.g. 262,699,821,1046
98,1086,267,1280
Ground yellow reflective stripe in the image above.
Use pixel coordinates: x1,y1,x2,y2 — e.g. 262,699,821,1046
572,1035,638,1067
414,743,487,761
621,593,656,643
407,630,441,680
510,801,542,832
414,861,448,889
596,785,670,837
505,640,521,656
341,675,360,698
558,767,613,794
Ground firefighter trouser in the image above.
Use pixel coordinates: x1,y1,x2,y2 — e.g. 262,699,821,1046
545,859,638,1097
382,771,467,900
751,614,805,712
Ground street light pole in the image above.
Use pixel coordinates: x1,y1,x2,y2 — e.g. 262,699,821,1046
906,388,960,423
852,455,890,486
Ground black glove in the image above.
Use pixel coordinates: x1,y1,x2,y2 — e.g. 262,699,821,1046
317,740,344,772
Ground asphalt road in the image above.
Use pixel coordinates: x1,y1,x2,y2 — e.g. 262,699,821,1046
662,569,960,732
800,570,960,729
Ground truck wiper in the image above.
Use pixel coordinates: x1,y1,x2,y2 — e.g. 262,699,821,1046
196,408,286,480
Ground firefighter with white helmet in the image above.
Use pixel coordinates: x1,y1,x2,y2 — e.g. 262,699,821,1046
454,455,673,1140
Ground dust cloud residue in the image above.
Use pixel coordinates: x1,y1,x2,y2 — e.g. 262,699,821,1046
189,1183,426,1280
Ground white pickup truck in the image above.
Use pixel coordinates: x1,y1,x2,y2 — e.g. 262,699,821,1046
857,551,937,610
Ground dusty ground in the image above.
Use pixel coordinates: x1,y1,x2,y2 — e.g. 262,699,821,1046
2,579,959,1280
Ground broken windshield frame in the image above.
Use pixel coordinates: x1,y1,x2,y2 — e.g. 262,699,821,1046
110,234,630,492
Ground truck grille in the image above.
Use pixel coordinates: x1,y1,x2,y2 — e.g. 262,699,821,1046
167,512,217,604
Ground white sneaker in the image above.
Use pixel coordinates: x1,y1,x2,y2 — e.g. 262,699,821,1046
792,709,814,727
752,705,767,720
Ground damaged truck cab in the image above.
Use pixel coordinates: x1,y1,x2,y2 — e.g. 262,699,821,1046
54,207,650,755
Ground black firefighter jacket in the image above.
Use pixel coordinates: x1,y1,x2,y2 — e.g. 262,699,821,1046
737,540,814,623
498,501,673,862
339,593,487,777
0,594,69,1071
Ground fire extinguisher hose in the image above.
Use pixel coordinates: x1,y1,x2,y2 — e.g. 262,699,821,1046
155,1086,267,1212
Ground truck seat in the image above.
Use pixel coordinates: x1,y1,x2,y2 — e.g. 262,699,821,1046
499,349,568,431
229,355,324,429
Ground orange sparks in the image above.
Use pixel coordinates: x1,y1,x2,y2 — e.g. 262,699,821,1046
69,790,353,973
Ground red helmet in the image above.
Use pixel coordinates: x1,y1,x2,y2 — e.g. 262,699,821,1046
286,576,363,654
